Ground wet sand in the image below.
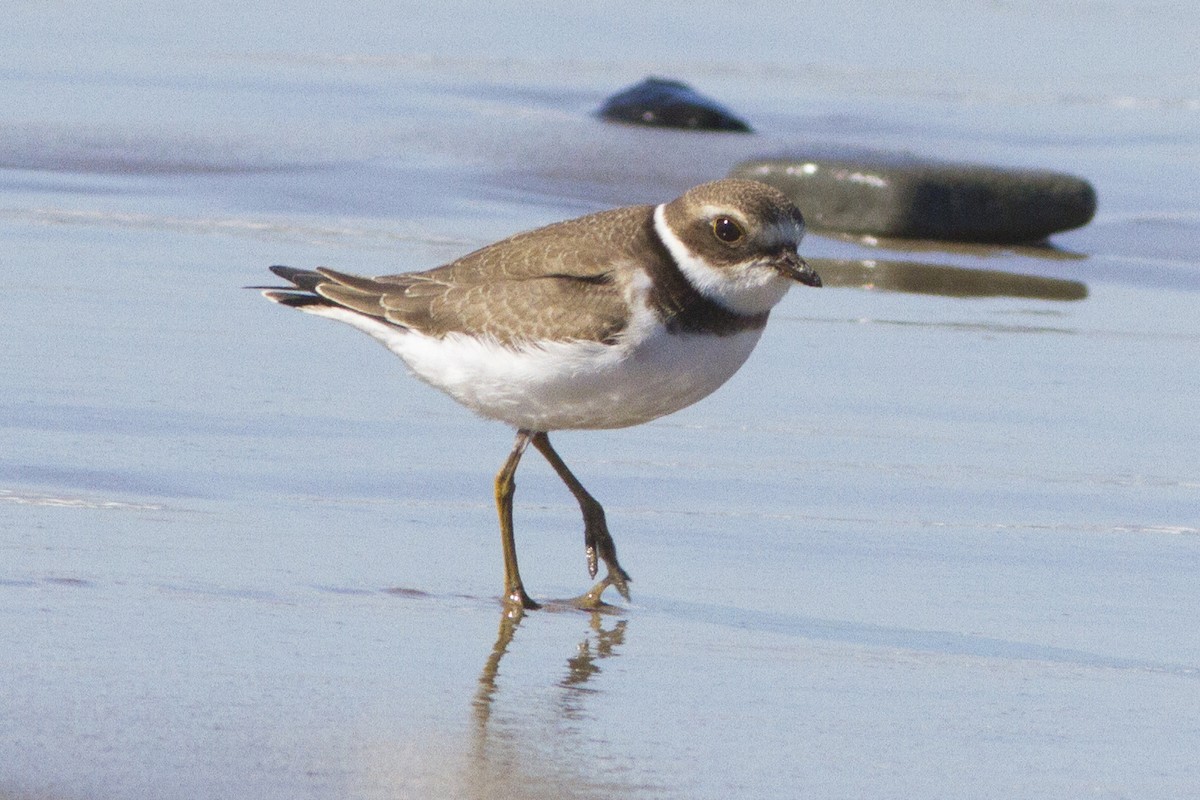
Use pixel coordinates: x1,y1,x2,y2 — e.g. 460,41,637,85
3,2,1199,798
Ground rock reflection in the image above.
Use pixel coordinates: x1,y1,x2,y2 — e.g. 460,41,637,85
809,257,1087,300
466,606,630,799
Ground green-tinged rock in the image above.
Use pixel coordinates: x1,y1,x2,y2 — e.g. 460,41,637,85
732,152,1096,243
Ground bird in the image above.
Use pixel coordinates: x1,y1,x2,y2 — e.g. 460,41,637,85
259,178,820,609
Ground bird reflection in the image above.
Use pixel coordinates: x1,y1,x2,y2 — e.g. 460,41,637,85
561,614,626,688
466,605,629,800
472,606,523,729
558,613,627,722
474,605,626,730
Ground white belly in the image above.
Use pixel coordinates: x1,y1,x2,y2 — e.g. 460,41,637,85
307,304,764,430
400,324,763,430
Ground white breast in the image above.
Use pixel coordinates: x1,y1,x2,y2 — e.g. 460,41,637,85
300,289,766,431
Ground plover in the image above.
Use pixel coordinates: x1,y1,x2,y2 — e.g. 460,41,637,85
260,178,820,609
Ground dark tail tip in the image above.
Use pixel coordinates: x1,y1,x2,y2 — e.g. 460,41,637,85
262,290,333,309
269,265,326,292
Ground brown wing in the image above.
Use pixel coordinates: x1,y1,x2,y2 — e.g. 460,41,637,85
378,204,655,285
310,204,658,345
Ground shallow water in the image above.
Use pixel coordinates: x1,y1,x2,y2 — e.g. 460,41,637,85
3,2,1199,799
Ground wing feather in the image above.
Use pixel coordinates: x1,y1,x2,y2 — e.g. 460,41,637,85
267,204,660,345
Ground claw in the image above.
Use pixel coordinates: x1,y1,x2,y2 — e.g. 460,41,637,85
607,567,632,601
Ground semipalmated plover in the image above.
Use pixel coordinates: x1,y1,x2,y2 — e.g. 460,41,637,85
261,178,820,609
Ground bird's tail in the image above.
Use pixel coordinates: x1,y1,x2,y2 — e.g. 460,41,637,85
249,265,335,308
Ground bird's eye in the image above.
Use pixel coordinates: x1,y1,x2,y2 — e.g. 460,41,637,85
711,216,744,243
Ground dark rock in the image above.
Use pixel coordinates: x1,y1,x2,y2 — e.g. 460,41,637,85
597,77,752,133
731,151,1096,243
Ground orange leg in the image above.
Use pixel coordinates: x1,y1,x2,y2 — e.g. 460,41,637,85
494,430,540,609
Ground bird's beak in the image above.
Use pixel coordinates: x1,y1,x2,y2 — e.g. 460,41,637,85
776,252,822,288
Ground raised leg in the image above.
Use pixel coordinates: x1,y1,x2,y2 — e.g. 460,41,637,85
495,430,540,609
530,432,632,601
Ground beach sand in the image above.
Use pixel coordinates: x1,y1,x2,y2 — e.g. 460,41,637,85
2,2,1198,798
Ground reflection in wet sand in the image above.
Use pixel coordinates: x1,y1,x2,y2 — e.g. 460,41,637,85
809,257,1087,300
472,607,524,730
466,608,630,799
820,231,1089,261
558,615,627,721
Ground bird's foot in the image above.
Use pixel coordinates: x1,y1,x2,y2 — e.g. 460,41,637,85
582,516,631,601
505,585,542,611
605,564,632,602
568,576,617,611
567,572,632,611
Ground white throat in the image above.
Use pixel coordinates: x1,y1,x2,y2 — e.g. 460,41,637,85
653,204,792,316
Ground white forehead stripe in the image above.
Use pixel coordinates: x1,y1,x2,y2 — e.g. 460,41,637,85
653,203,794,317
699,203,747,224
692,204,805,251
